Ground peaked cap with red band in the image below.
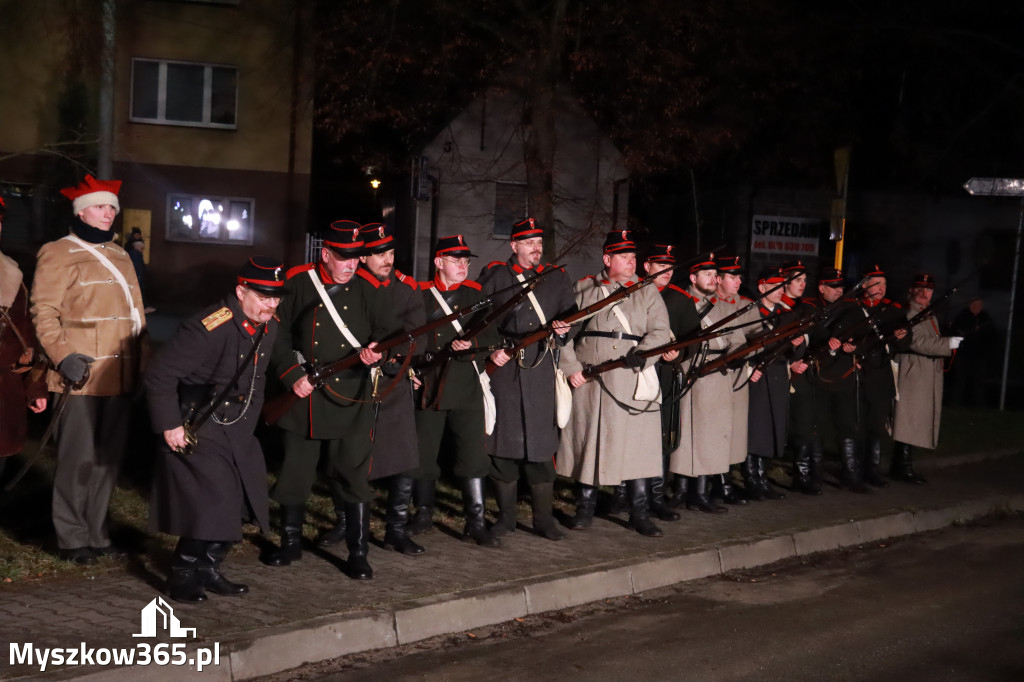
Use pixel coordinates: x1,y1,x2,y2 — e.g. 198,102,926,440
60,174,122,216
603,229,636,254
864,264,886,278
780,259,807,276
818,267,844,286
238,256,287,297
716,255,742,272
511,217,544,241
324,220,364,255
360,222,395,254
758,267,785,285
690,252,718,274
434,234,476,258
910,273,937,289
645,244,676,264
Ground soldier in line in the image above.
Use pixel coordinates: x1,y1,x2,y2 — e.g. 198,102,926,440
264,221,393,580
891,274,961,484
31,175,147,565
410,235,501,547
558,230,672,537
854,266,911,488
480,219,576,542
145,257,284,603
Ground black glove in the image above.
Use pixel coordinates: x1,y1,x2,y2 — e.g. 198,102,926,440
58,353,94,384
623,347,645,370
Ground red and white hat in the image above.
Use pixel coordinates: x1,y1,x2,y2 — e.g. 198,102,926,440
60,175,122,216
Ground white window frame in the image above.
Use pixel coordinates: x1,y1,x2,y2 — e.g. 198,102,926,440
130,57,238,129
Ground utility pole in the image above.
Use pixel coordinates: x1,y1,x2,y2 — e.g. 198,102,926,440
97,0,116,179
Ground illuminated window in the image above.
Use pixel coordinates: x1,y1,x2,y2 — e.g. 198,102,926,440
494,182,528,237
166,194,254,245
131,58,238,129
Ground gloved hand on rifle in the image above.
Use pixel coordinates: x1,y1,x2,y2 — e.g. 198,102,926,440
58,353,93,384
624,347,646,371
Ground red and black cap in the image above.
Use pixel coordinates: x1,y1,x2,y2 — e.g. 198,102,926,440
645,244,676,264
863,264,886,278
716,255,742,272
511,218,543,241
324,220,364,256
818,267,844,286
780,260,808,276
603,229,637,254
758,266,785,285
690,252,718,274
60,174,122,215
359,222,395,254
434,234,476,258
238,256,287,297
911,273,937,289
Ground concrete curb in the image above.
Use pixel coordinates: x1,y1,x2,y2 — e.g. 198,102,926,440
58,492,1018,681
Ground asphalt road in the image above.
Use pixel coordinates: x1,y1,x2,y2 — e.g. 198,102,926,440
258,514,1024,682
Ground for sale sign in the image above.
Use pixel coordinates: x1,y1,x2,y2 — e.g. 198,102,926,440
750,215,822,257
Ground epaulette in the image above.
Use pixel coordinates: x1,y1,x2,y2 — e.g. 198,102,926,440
666,283,688,295
888,299,901,308
395,269,417,289
578,274,597,283
800,297,819,307
418,280,435,291
202,306,233,331
461,279,482,291
286,262,315,280
739,295,753,302
355,268,382,288
680,289,700,303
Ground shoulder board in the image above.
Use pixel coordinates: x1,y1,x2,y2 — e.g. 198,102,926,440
286,263,315,280
800,297,818,307
462,279,482,291
418,281,436,291
202,306,233,331
395,270,418,289
680,289,699,303
666,283,688,296
541,263,566,272
889,300,902,308
355,268,382,288
485,260,506,270
578,274,597,283
739,295,753,302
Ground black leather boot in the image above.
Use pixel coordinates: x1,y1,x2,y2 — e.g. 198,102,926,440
759,456,786,500
263,504,304,566
461,478,501,547
529,482,565,541
713,470,748,505
383,476,426,556
687,475,727,513
201,542,249,596
840,437,870,493
864,439,889,487
809,441,825,494
569,483,598,530
167,538,208,603
344,502,373,579
792,443,820,495
491,479,519,536
627,478,664,537
607,483,628,515
316,507,346,548
743,454,766,501
407,478,435,536
891,441,927,484
668,476,689,508
649,476,681,521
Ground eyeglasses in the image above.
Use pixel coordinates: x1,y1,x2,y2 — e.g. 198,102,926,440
245,289,283,305
440,256,470,266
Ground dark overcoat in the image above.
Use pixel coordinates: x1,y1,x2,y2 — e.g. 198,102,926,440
746,303,802,458
477,258,576,462
145,295,276,540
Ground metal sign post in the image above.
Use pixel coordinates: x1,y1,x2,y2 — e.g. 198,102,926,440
963,177,1024,411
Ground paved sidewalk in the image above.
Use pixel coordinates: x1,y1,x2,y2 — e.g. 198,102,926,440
2,452,1021,681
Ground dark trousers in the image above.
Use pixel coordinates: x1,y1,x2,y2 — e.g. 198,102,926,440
53,395,129,549
272,430,373,506
414,407,489,480
489,455,556,485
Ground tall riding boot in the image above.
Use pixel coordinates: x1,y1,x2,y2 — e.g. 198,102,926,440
840,437,870,493
491,479,519,536
383,476,426,556
529,482,565,541
713,470,748,505
864,439,889,487
201,542,249,596
607,483,628,515
167,538,208,603
263,504,304,566
627,478,664,537
668,475,689,508
687,475,727,514
743,454,766,501
344,502,373,579
316,506,346,548
461,478,501,547
808,441,825,495
649,476,681,521
792,444,819,495
407,478,436,536
569,483,598,530
891,441,927,484
759,456,786,500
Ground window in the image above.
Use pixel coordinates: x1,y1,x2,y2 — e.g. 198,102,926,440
494,182,528,237
166,194,254,245
131,58,238,129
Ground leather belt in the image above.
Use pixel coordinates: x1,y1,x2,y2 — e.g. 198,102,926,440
578,331,642,342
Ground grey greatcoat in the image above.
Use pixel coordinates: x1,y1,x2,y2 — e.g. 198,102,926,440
477,258,576,463
669,287,745,476
556,272,672,485
712,294,757,465
892,303,952,449
145,296,276,541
